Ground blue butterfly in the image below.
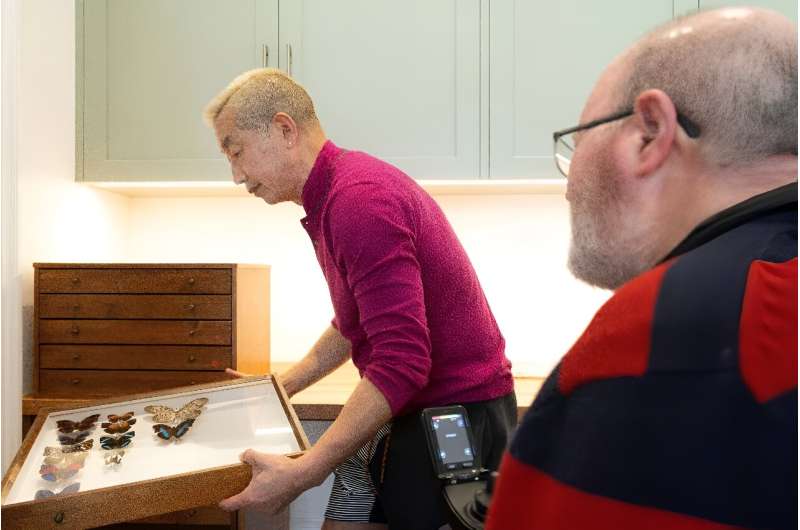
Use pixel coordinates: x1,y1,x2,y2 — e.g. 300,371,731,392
99,431,135,450
35,482,80,500
153,419,195,440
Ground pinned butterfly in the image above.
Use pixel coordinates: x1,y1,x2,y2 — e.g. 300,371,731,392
145,398,208,442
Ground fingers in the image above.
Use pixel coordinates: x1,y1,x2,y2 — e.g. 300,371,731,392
239,449,268,471
225,368,250,379
219,482,255,512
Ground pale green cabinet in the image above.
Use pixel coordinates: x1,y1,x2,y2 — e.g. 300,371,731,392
488,0,675,178
278,0,481,179
77,0,278,181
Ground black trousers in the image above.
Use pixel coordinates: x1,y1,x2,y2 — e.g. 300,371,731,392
368,392,518,529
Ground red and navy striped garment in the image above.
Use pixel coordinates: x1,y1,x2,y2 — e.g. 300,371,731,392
487,183,798,530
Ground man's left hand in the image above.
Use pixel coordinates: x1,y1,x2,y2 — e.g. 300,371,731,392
219,449,317,514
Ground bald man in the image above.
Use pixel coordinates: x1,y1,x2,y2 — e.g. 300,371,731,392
488,7,797,530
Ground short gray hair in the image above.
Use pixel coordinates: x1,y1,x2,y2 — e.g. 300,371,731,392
617,9,797,166
203,68,319,131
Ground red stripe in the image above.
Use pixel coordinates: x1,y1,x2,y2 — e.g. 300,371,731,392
558,262,670,395
486,454,746,530
739,258,798,403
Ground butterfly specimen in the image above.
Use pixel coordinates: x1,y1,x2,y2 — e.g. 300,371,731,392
56,414,100,434
39,463,81,482
43,451,89,467
58,430,91,445
106,412,134,423
153,419,195,440
99,432,135,450
102,418,137,434
144,398,208,424
34,482,80,500
43,439,93,457
104,450,125,465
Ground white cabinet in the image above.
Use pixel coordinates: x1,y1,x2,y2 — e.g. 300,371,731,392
78,0,278,181
278,0,481,179
489,0,675,178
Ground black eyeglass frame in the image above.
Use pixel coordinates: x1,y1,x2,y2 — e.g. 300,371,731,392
552,107,701,177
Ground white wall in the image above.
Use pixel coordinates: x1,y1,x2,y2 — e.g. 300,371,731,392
17,0,130,311
125,191,609,376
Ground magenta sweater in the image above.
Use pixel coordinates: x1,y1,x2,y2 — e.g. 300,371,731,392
301,141,514,416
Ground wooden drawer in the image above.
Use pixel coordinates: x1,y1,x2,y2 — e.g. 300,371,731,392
39,369,230,396
133,505,233,526
39,320,232,345
39,294,232,319
38,269,232,294
40,345,232,370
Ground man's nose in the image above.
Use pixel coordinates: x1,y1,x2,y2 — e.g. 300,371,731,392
231,165,246,185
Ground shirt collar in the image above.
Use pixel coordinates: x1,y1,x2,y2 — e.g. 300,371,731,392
661,181,798,262
300,140,341,232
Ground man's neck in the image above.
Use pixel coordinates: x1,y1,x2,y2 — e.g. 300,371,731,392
291,132,328,205
649,155,797,263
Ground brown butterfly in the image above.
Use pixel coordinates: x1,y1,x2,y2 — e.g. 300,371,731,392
56,414,100,434
144,398,208,424
58,430,91,445
101,418,136,434
44,439,93,457
43,451,89,466
106,412,134,423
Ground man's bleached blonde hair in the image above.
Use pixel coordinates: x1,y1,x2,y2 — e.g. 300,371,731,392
203,68,319,131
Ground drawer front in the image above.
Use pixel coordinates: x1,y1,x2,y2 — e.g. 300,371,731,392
39,369,230,396
39,320,232,345
39,294,232,319
38,268,232,294
135,505,233,525
40,345,232,370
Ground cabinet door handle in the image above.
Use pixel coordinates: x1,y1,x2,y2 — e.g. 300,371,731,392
188,277,196,285
72,353,80,361
286,44,293,77
262,44,269,67
188,329,197,337
70,325,80,335
188,355,197,362
71,378,80,385
70,277,79,285
186,303,196,311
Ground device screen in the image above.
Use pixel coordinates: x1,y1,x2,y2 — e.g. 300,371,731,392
431,413,474,468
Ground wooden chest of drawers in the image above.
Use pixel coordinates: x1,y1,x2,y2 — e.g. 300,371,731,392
33,263,270,398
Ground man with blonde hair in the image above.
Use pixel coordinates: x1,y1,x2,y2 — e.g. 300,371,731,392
205,68,516,529
488,7,797,529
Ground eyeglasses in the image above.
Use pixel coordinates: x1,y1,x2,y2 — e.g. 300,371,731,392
552,108,701,178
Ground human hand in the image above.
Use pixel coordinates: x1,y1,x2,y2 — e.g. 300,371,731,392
224,368,252,379
219,450,318,514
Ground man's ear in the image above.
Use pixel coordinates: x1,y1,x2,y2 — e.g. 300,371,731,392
271,112,299,147
629,89,678,176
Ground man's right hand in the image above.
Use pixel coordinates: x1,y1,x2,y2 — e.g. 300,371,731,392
225,368,252,379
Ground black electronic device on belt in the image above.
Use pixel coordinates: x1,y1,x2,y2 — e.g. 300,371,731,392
421,405,486,485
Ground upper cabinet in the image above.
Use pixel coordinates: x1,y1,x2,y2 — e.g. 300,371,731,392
77,0,797,182
78,0,278,181
279,0,481,179
488,0,674,178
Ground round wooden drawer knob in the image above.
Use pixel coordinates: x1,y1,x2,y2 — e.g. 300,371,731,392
72,353,80,361
188,355,197,362
72,304,80,311
71,379,80,385
70,277,79,284
70,326,80,335
188,278,196,285
188,329,196,337
186,303,196,311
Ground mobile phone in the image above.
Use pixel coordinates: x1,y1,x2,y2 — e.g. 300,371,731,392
421,405,483,483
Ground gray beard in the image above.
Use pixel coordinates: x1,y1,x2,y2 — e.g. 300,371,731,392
567,185,656,291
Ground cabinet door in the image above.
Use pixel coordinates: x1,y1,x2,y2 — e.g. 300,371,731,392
279,0,481,179
78,0,278,181
699,0,796,21
489,0,674,178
